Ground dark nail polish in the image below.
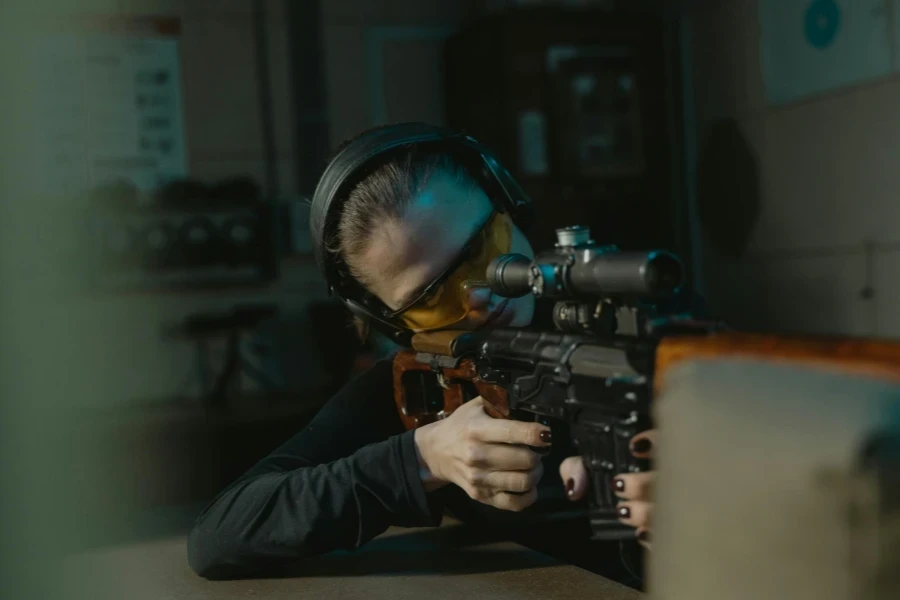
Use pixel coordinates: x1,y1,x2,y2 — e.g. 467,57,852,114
617,505,631,519
540,430,552,444
637,530,652,543
631,438,652,453
566,478,575,498
613,477,625,492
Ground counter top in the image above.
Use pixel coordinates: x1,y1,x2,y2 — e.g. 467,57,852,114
64,520,641,600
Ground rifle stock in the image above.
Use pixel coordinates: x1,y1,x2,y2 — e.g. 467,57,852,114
654,332,900,395
392,349,508,431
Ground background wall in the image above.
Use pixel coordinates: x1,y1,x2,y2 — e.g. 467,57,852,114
321,1,465,144
66,0,321,408
34,0,475,542
79,0,468,407
685,0,900,339
53,0,900,405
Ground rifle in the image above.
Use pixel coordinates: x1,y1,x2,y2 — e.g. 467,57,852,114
391,225,900,541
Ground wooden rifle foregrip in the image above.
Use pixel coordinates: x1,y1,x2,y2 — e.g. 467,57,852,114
392,350,509,431
654,332,900,396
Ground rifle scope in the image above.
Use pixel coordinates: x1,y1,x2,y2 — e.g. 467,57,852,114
487,225,684,300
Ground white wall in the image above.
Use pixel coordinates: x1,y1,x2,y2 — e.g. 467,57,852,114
687,0,900,339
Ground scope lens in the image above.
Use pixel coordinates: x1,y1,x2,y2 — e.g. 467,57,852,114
487,253,532,298
645,253,683,293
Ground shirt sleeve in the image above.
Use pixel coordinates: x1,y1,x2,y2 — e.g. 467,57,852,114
186,360,443,580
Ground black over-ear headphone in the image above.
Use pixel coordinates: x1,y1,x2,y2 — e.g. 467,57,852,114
310,122,533,347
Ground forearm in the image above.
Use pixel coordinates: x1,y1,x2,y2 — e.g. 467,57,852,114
414,424,450,492
187,431,442,579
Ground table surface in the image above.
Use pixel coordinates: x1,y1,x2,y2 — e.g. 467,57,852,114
64,520,641,600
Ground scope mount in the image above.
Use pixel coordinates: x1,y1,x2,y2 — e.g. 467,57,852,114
543,225,671,338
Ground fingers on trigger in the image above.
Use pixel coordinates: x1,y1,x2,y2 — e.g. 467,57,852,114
497,419,534,447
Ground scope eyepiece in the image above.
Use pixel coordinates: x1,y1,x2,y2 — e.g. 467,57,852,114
642,251,683,295
487,253,532,298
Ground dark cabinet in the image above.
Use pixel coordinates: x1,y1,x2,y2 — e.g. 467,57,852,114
445,8,684,257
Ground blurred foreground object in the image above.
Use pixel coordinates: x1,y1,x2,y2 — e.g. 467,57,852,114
650,359,900,599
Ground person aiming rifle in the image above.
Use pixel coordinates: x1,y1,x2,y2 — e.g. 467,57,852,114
187,123,659,582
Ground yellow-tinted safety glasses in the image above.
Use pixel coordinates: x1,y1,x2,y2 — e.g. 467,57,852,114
387,211,513,332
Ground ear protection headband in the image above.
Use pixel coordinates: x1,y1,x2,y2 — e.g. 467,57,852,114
310,122,533,346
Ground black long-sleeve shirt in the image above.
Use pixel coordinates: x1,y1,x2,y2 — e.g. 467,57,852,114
187,292,704,582
187,355,596,580
187,359,446,579
186,358,638,584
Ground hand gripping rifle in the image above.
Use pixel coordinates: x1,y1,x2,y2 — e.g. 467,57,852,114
392,225,900,541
